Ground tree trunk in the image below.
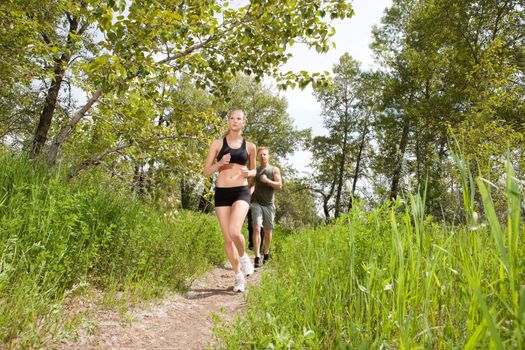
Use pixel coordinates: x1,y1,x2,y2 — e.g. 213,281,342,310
47,86,104,165
349,119,369,210
133,165,145,195
30,16,79,158
198,183,213,213
334,113,350,218
323,195,330,219
389,116,410,200
31,61,67,157
146,167,153,194
180,178,191,209
322,178,337,219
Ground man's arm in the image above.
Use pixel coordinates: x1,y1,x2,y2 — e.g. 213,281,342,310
261,167,282,190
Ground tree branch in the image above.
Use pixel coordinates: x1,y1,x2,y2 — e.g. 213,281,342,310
67,135,203,180
67,141,132,180
48,86,104,164
156,17,247,66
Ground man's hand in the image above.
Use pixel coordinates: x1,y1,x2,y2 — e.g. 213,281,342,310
260,174,268,183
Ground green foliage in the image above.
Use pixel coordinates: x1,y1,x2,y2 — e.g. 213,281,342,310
214,162,524,349
369,0,525,218
223,75,311,160
275,179,322,229
67,72,220,187
0,0,59,147
0,153,224,347
309,53,374,218
1,0,354,165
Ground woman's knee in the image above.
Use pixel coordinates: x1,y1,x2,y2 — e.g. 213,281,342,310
229,226,242,239
222,232,234,245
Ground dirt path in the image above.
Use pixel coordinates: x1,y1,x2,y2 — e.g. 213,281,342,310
55,262,261,350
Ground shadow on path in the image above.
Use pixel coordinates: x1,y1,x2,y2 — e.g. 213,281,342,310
185,287,237,299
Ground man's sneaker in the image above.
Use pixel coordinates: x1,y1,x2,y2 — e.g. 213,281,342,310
263,252,271,264
239,254,255,276
233,272,245,293
254,256,262,268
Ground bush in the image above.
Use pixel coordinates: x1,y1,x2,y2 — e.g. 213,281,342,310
0,153,225,347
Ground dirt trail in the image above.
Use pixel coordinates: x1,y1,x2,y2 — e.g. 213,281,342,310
55,262,261,350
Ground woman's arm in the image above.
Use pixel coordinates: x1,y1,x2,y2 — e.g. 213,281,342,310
247,142,257,177
241,142,257,178
203,139,229,177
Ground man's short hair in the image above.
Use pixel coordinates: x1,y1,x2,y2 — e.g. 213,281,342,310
257,146,269,154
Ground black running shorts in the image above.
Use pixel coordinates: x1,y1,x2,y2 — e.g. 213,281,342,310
214,186,251,207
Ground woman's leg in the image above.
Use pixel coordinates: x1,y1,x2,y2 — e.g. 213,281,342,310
229,200,250,256
230,200,254,277
215,206,241,274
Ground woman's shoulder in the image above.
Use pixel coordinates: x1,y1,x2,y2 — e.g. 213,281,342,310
246,140,256,151
211,138,224,147
207,138,223,153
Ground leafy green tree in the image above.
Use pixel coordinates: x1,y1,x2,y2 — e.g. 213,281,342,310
370,0,524,218
371,0,425,202
0,1,68,148
311,53,372,218
224,75,311,159
346,71,381,210
307,135,339,218
275,178,322,229
1,1,354,166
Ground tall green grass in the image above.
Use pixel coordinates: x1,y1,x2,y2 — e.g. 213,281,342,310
214,161,524,349
0,153,225,348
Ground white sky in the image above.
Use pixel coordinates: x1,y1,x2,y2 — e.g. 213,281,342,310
280,0,392,174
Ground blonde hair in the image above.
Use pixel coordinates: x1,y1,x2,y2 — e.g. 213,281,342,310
257,146,269,154
221,108,247,138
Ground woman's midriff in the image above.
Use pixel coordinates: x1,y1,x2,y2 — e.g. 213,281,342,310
216,164,248,187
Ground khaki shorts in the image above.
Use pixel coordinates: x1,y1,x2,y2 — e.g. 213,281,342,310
251,202,275,229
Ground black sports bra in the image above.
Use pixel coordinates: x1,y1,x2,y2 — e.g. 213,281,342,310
216,137,248,166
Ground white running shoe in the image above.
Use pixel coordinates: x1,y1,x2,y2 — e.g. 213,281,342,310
233,272,245,293
239,254,255,276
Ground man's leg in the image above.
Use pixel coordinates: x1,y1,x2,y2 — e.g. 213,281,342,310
260,227,264,253
262,227,272,263
251,203,264,268
253,225,263,267
247,209,254,250
261,204,275,264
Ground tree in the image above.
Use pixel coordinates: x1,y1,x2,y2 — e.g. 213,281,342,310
307,135,339,218
311,53,371,218
370,0,525,218
371,0,423,202
225,75,311,159
29,1,92,157
275,178,322,229
0,1,65,148
1,1,354,166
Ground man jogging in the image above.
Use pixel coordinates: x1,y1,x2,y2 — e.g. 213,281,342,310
250,147,282,268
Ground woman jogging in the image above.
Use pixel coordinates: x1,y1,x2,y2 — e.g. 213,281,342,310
203,108,256,292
